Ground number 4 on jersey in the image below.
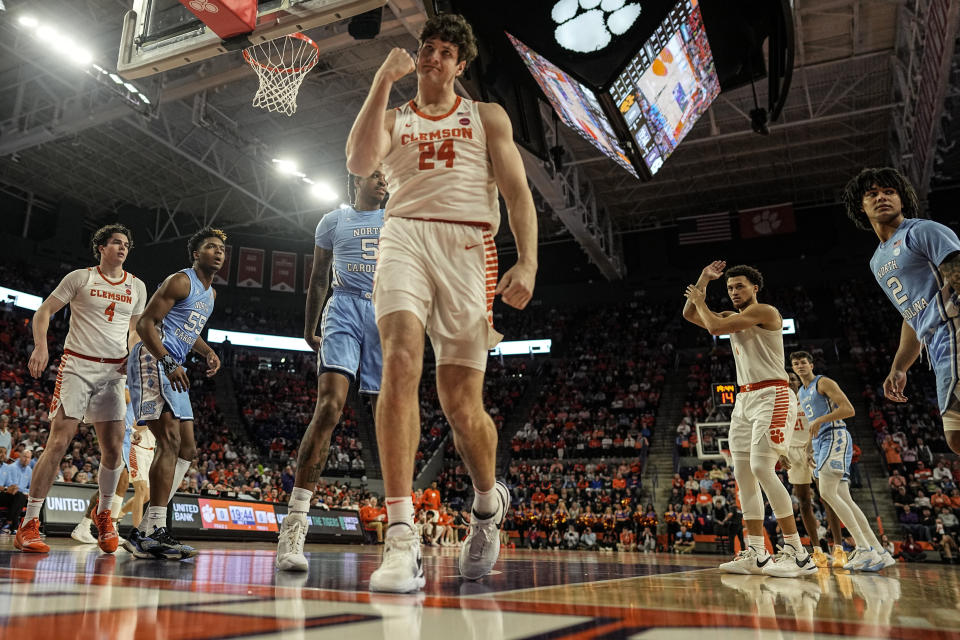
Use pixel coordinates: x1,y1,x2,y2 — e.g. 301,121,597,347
419,140,455,170
104,302,116,322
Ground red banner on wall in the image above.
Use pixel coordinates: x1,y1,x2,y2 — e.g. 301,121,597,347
213,244,232,286
303,253,314,293
236,247,264,288
739,203,796,239
270,251,297,293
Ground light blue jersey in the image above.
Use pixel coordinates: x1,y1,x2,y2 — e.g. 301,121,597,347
799,375,852,480
160,268,215,365
315,206,384,294
314,206,384,394
870,218,960,412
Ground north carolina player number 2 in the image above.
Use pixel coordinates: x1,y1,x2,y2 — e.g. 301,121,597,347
418,140,455,170
885,276,908,304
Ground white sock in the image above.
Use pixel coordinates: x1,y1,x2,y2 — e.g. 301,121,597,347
384,496,415,532
24,497,43,521
78,516,93,529
747,535,766,555
784,532,806,555
166,458,191,504
472,484,497,516
110,495,124,518
140,506,166,533
288,487,312,514
98,464,124,514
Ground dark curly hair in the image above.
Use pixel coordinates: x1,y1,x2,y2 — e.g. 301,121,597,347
725,264,764,291
187,227,227,262
841,167,920,230
418,13,478,67
90,224,133,261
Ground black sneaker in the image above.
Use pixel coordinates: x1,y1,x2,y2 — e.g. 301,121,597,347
150,527,197,559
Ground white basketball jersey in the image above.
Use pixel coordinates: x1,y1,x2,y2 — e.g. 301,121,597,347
791,405,811,448
50,267,147,360
728,317,787,386
383,96,500,232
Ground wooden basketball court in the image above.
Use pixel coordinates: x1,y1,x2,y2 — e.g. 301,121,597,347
1,538,957,639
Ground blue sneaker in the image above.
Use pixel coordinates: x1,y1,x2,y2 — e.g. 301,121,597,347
130,527,196,560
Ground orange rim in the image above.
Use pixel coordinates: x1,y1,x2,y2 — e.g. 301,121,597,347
243,32,319,74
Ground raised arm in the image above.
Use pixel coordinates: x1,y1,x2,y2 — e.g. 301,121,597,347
27,296,67,378
304,246,333,351
345,48,410,176
480,101,537,310
883,319,923,403
136,272,191,392
682,261,726,329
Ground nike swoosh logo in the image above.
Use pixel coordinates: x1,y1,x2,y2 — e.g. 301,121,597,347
756,557,770,568
465,243,481,250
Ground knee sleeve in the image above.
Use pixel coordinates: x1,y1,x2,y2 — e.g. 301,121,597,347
733,452,764,521
750,452,794,519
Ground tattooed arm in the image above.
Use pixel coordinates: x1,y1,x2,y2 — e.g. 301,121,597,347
940,251,960,298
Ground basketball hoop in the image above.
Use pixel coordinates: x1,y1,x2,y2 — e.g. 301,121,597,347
243,32,319,116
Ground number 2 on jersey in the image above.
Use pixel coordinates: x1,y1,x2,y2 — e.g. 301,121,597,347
886,276,908,304
419,140,455,170
104,302,116,322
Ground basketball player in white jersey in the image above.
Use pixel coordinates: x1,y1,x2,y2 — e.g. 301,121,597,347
346,13,537,592
684,262,815,577
23,224,147,554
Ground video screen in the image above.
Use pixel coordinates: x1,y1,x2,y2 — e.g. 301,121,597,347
608,0,720,175
507,32,638,179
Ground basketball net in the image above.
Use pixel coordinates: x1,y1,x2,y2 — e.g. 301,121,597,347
243,32,319,116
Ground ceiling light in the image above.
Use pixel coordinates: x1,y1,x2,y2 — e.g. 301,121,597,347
272,158,298,175
138,93,151,104
36,25,58,40
18,15,38,28
310,182,338,202
108,73,123,84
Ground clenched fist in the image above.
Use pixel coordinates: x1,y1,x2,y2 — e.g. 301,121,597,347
378,48,416,83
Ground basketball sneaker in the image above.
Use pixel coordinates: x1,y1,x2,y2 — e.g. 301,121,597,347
718,547,771,575
369,523,425,593
762,545,818,578
94,508,119,554
14,517,49,553
811,547,829,568
70,518,97,545
459,480,510,580
831,545,847,568
131,527,196,560
276,512,309,572
844,547,882,571
874,548,897,569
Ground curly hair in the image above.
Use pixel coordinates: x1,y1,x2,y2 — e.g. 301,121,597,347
187,227,227,262
90,224,133,261
725,264,764,291
418,13,478,67
841,167,920,230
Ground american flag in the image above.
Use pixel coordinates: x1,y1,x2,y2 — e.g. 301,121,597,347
677,212,732,245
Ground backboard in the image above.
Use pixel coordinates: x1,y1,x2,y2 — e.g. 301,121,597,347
117,0,386,79
695,421,730,460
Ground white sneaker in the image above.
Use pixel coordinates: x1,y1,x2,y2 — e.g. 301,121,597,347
276,512,309,572
844,547,882,571
459,481,510,580
762,545,818,578
718,547,771,575
875,549,897,569
370,524,425,593
71,519,97,544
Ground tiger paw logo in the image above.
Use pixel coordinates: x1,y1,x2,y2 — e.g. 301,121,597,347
770,428,785,445
189,0,219,13
752,210,782,235
552,0,643,53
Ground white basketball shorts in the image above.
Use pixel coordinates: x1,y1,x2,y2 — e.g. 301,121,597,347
50,350,126,423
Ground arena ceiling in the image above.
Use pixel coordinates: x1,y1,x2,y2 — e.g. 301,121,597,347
0,0,956,258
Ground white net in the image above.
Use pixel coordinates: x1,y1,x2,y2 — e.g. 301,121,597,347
243,33,319,116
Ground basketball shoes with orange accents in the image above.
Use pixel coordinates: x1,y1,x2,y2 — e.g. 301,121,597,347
14,517,50,553
94,507,119,553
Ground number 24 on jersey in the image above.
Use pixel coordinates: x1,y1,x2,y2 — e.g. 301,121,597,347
419,140,455,170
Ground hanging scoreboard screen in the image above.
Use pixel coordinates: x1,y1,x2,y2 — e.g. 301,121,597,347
712,382,736,407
